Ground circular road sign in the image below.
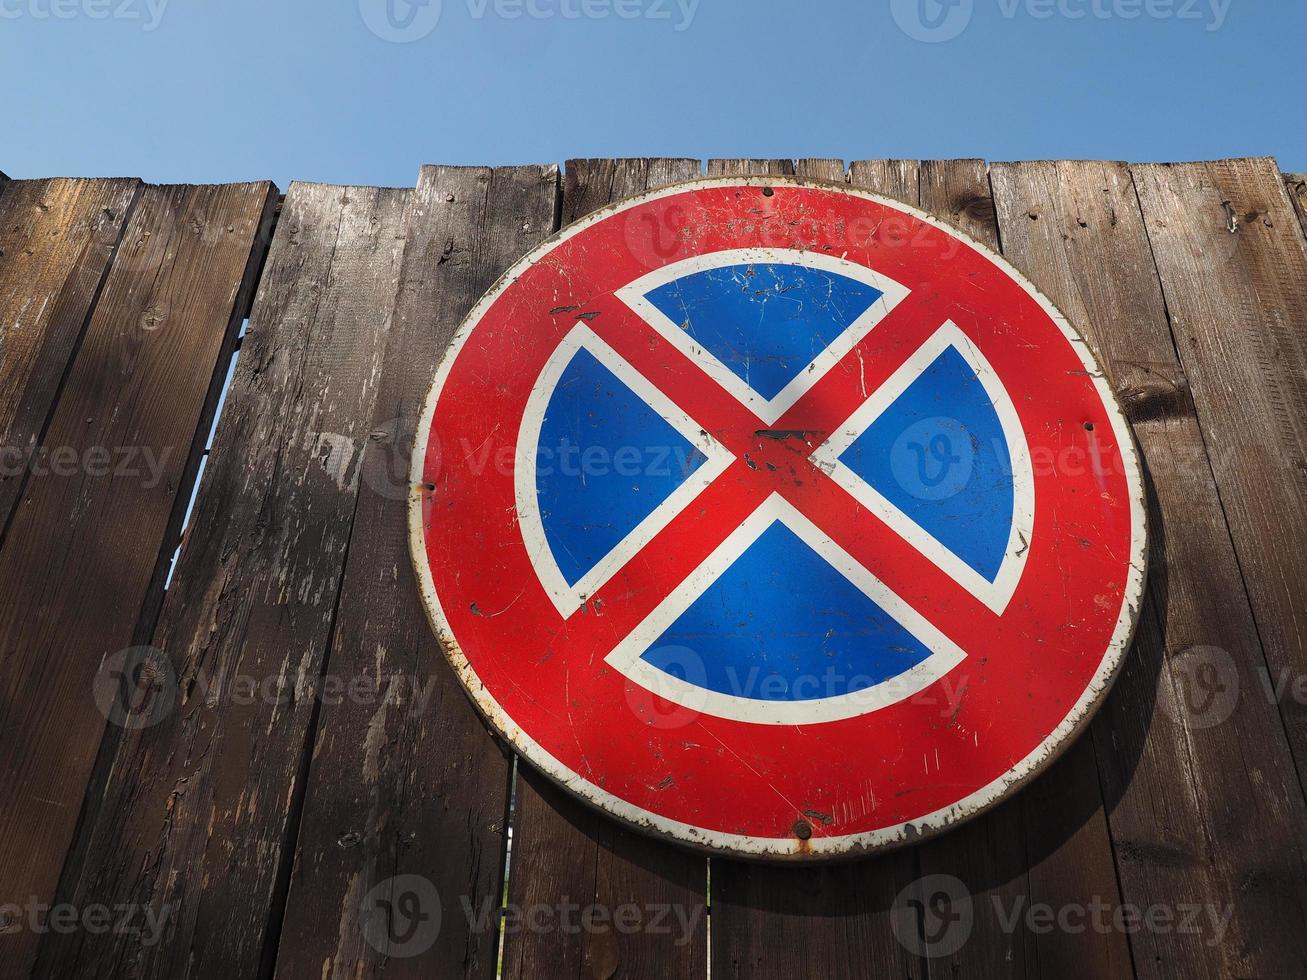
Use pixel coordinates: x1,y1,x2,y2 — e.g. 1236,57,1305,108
409,176,1146,861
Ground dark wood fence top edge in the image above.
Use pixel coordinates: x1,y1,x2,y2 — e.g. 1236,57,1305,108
0,155,1300,189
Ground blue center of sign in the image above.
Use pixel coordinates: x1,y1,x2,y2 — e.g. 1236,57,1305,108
838,346,1013,582
641,521,932,701
645,263,884,400
533,260,1015,707
536,347,706,588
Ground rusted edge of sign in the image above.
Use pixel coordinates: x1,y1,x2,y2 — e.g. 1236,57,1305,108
406,174,1150,862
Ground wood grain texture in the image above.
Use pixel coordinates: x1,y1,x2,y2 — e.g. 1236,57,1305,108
919,159,998,238
271,165,559,980
0,178,141,533
1285,172,1307,236
712,855,923,980
501,158,710,980
0,180,275,980
1133,159,1307,790
706,159,795,177
34,182,406,980
794,158,846,182
849,160,919,203
993,159,1307,979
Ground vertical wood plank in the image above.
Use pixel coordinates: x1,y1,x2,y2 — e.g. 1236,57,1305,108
908,160,1133,980
0,180,276,980
35,182,407,980
992,157,1307,979
710,854,919,980
1284,172,1307,236
794,158,846,182
899,159,1039,980
1133,159,1307,788
918,159,998,239
707,159,795,177
0,178,141,533
705,158,919,980
849,160,919,203
502,157,710,980
270,165,559,980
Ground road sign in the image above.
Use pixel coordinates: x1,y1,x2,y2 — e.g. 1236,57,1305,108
409,177,1146,860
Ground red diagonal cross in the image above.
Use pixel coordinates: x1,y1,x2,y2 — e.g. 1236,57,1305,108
568,288,1006,656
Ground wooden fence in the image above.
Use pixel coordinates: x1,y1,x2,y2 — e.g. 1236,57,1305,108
0,158,1305,979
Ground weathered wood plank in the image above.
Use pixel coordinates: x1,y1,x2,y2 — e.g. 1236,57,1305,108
0,180,276,980
849,160,918,203
707,158,795,177
916,161,998,252
271,165,559,980
502,157,710,980
705,158,918,980
996,157,1307,978
35,182,407,980
994,160,1282,978
918,159,998,239
1133,158,1307,791
895,159,1039,980
0,178,141,534
908,160,1132,980
794,158,846,182
712,855,923,980
1285,172,1307,237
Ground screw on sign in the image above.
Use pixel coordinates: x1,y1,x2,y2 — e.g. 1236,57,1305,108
409,177,1147,860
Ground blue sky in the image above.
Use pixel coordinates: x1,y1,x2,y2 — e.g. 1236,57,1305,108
1,0,1301,187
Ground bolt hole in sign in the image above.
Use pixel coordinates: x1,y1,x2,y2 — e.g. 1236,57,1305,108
410,177,1146,861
